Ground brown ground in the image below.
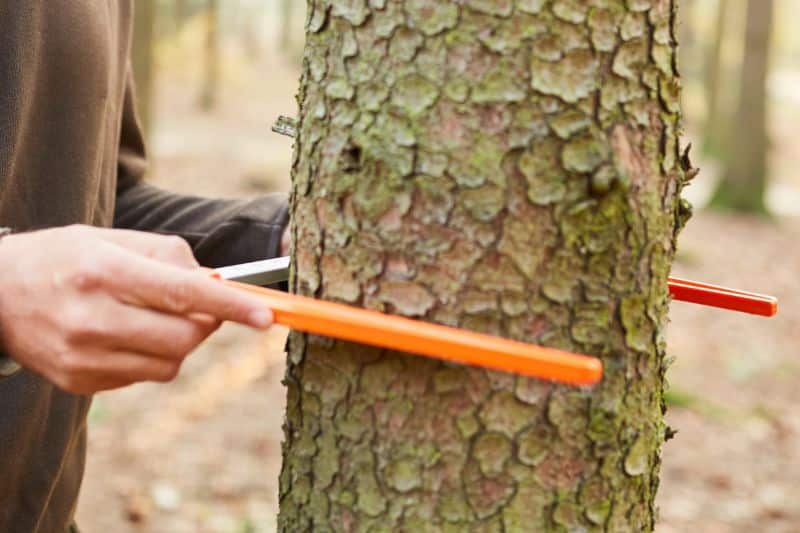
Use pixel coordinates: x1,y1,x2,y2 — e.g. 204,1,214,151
75,14,800,533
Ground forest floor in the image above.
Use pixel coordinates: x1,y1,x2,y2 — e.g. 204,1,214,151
75,21,800,533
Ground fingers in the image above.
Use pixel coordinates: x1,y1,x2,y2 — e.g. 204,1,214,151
99,251,273,329
92,227,199,269
53,349,189,395
64,300,221,359
51,302,223,395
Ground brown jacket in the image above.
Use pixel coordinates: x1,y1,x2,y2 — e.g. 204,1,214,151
0,3,288,531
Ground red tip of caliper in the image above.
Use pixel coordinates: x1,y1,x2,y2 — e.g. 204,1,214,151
668,277,778,317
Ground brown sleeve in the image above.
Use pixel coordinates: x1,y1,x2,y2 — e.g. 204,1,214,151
113,65,289,269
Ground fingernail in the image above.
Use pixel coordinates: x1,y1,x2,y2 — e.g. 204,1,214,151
249,309,272,329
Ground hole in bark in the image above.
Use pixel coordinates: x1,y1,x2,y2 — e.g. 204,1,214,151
340,145,362,172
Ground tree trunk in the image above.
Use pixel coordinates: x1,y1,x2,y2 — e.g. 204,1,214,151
241,2,264,61
709,0,773,213
198,0,220,111
702,0,730,158
174,0,189,24
132,0,157,137
172,0,194,33
279,0,293,52
281,2,691,530
678,0,696,75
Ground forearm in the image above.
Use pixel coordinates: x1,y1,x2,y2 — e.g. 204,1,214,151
114,181,289,268
113,60,289,270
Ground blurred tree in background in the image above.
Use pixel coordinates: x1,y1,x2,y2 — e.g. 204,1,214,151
279,0,293,52
702,0,730,159
709,0,775,214
131,0,273,131
173,0,190,26
198,0,221,111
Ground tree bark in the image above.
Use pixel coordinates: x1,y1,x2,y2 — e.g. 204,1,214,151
281,1,691,530
132,0,157,137
702,0,730,158
709,0,773,213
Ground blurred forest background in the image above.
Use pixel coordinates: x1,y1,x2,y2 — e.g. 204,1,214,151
75,1,800,531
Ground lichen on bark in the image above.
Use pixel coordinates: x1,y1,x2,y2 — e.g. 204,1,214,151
281,1,691,531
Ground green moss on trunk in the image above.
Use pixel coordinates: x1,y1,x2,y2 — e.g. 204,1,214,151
281,1,691,530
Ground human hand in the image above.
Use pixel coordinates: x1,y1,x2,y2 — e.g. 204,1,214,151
0,225,273,394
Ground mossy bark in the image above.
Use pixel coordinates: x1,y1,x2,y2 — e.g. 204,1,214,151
281,1,692,531
709,0,773,214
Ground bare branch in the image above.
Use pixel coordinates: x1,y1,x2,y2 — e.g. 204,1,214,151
272,115,298,139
